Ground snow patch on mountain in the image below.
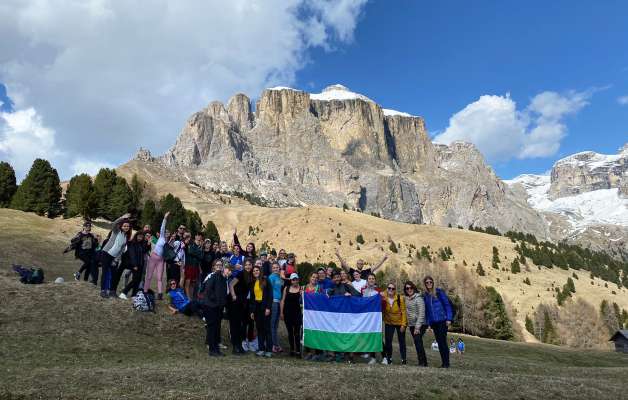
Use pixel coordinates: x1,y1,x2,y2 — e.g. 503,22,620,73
383,108,413,117
310,84,373,102
506,174,628,230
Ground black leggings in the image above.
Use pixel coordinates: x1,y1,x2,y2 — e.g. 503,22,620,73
384,324,407,361
252,302,272,352
432,321,450,367
122,267,142,296
227,300,246,349
410,325,428,366
77,254,95,282
284,318,302,353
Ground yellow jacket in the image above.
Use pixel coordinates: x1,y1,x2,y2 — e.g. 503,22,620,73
383,294,408,326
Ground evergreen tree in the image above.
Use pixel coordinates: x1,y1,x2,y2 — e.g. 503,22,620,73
388,241,398,253
0,161,17,207
140,199,160,231
476,261,485,276
356,234,365,244
159,193,186,232
483,287,514,340
10,159,62,217
420,246,431,262
203,220,220,243
185,209,203,235
565,277,576,294
542,311,557,344
64,174,95,219
510,258,521,274
129,174,144,214
491,246,501,269
92,168,118,218
525,315,534,335
107,177,133,220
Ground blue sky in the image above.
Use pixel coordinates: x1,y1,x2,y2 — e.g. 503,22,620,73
1,1,627,180
295,1,628,178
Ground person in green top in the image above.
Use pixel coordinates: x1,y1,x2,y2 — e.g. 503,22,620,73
183,233,204,299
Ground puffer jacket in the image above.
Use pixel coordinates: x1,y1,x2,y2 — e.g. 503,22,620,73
423,288,454,325
382,294,407,326
405,292,425,327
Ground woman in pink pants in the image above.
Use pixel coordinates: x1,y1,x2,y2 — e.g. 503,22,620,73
144,211,170,300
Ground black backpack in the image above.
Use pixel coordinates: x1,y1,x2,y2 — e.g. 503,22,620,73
163,242,180,263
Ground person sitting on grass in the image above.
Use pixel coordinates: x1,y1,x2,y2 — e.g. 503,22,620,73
166,279,202,317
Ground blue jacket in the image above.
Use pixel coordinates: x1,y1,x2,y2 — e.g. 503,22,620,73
168,288,190,312
423,288,453,325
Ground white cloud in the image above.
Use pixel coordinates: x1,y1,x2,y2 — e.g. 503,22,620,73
434,90,590,162
618,96,628,105
71,159,116,177
0,107,61,178
0,0,368,179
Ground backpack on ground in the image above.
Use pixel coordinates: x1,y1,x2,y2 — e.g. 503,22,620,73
133,289,155,312
12,265,44,284
29,267,44,284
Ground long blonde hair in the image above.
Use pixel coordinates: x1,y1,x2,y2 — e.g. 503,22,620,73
423,275,436,297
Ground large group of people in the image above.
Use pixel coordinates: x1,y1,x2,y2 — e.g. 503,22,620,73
66,212,455,367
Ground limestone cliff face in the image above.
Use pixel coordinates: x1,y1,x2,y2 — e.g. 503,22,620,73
549,144,628,199
156,85,548,237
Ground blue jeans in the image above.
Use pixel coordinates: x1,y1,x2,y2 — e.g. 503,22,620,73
271,301,281,347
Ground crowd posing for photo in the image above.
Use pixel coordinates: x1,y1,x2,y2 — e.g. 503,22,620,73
66,212,457,367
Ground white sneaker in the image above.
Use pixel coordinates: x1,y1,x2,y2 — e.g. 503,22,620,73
381,357,389,365
361,353,370,359
219,343,228,350
118,293,128,300
241,341,249,352
368,357,377,365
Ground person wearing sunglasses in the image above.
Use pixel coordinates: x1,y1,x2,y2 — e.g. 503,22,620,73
166,279,201,318
404,281,427,367
382,283,408,365
423,276,454,368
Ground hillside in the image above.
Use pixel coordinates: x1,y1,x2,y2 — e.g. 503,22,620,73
17,159,628,343
1,257,627,399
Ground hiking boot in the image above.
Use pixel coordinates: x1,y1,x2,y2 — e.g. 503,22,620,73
74,272,80,281
381,357,389,365
264,352,272,358
401,359,407,365
100,290,107,298
118,293,128,300
255,351,264,357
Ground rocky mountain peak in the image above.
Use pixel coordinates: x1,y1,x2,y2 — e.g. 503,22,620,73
153,85,549,238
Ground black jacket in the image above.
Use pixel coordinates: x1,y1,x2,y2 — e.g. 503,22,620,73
248,278,274,313
123,241,146,270
328,282,361,297
201,272,228,308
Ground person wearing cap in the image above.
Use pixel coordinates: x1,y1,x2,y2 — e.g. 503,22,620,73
280,272,303,357
335,249,389,281
268,261,284,353
69,221,99,284
259,250,272,276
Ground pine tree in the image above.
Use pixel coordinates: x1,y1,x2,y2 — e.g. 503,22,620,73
10,159,62,217
185,210,203,235
389,241,398,253
0,161,17,207
492,246,500,269
140,199,160,231
356,234,365,244
64,174,95,219
525,315,534,335
159,193,186,232
483,287,514,340
107,177,133,220
476,262,485,276
510,258,521,274
92,168,118,218
420,246,431,262
542,311,557,344
129,174,144,214
203,220,220,243
565,277,576,294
